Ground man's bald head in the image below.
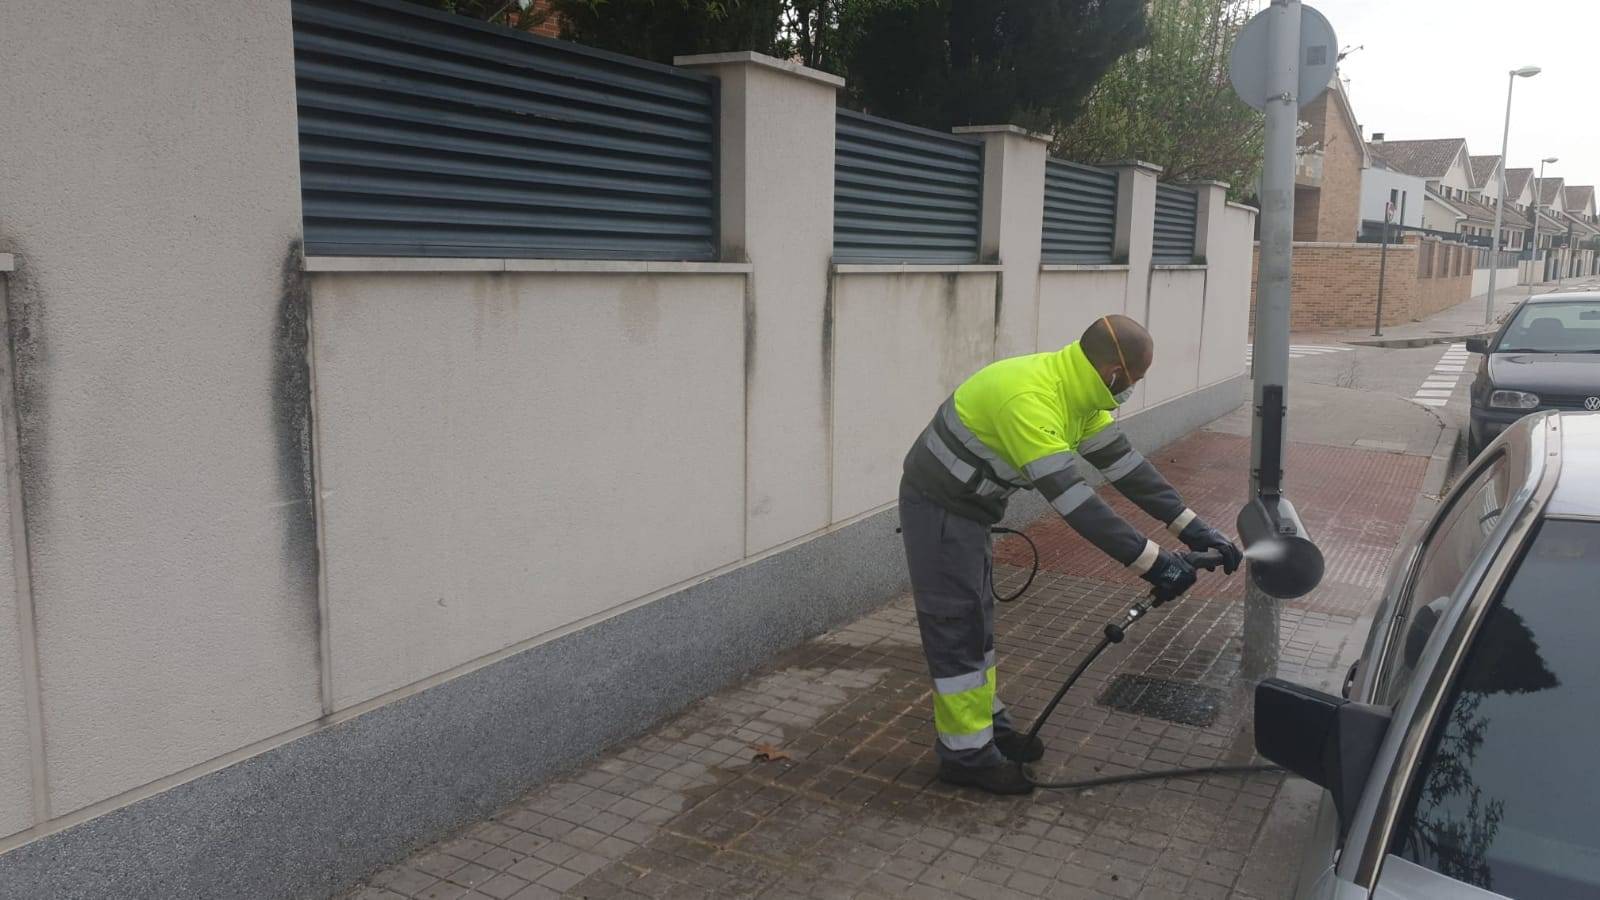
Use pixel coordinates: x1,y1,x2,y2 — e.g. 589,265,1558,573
1081,314,1154,377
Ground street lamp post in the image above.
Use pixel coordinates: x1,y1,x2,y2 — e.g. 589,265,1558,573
1486,65,1541,325
1532,156,1557,285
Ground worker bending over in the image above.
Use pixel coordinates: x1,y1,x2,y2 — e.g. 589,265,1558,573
899,314,1241,794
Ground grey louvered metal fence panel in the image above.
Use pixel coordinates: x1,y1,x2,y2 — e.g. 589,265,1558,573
833,110,983,263
291,0,719,260
1041,160,1118,264
1152,185,1199,264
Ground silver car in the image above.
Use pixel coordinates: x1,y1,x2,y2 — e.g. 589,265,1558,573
1256,411,1600,899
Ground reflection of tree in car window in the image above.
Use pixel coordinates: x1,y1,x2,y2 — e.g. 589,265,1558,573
1392,521,1594,898
1398,605,1558,889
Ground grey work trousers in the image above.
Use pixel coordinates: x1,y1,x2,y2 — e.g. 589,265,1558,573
898,478,1019,769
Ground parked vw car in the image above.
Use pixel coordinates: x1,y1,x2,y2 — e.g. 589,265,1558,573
1256,411,1600,899
1466,291,1600,457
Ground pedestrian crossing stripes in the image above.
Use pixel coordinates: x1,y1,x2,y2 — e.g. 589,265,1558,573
1244,344,1352,361
1411,343,1470,408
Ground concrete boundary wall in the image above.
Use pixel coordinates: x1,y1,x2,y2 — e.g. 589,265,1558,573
0,368,1246,899
1471,266,1521,297
0,24,1258,898
1249,235,1480,331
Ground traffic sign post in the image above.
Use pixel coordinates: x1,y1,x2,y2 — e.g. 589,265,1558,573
1230,0,1336,681
1376,191,1396,337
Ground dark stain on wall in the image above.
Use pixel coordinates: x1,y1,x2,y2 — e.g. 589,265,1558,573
820,275,834,423
1,239,50,540
742,271,757,398
274,241,322,640
820,274,835,517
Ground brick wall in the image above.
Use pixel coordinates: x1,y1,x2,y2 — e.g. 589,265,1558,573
1314,94,1363,242
1415,238,1473,318
1291,89,1363,243
1250,242,1417,331
1294,186,1321,241
1248,235,1474,331
509,0,561,37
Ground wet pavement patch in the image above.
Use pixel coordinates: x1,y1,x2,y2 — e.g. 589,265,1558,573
1097,674,1225,727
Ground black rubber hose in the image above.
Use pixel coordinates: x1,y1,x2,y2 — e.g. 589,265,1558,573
989,526,1039,603
905,522,1284,791
1017,617,1284,791
1023,635,1113,744
1025,764,1282,791
895,524,1040,603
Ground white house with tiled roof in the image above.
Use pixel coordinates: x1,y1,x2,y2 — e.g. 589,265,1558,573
1566,186,1597,227
1365,136,1482,234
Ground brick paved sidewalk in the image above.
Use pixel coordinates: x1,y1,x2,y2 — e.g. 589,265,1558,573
342,431,1428,900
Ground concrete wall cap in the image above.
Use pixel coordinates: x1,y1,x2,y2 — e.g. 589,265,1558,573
832,263,1003,275
0,253,14,272
1179,179,1232,190
1039,263,1131,272
1249,241,1415,251
674,51,845,88
1226,201,1260,214
1152,264,1208,271
1103,159,1165,175
303,257,755,275
951,124,1053,144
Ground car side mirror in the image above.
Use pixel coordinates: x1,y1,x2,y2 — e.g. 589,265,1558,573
1465,337,1489,354
1255,679,1392,833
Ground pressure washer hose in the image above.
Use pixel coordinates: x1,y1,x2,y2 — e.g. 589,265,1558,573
990,531,1283,791
988,526,1039,602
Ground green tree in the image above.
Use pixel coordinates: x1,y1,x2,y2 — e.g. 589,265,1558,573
551,0,786,62
842,0,1150,132
406,0,784,58
407,0,556,32
1053,0,1262,191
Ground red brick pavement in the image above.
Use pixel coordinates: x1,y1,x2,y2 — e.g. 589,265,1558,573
345,430,1431,900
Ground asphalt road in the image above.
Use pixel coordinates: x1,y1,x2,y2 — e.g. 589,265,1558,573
1268,275,1600,438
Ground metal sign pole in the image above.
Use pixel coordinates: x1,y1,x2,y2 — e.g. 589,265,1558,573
1375,194,1394,336
1230,0,1334,682
1242,0,1303,681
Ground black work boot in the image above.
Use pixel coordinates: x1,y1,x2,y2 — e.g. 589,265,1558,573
938,760,1035,795
995,731,1045,763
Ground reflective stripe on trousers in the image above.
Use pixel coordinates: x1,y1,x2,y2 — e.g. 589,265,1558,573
932,651,997,750
899,479,1018,768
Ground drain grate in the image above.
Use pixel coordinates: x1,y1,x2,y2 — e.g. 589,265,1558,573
1097,674,1224,727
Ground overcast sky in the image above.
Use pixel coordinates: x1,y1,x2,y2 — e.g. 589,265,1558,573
1268,0,1598,197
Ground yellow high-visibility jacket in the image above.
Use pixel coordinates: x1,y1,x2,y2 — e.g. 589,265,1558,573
902,341,1201,574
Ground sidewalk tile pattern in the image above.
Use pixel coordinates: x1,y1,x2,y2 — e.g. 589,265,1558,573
342,431,1426,899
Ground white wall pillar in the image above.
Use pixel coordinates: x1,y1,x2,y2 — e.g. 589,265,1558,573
677,53,843,555
1189,180,1230,265
1111,161,1163,322
954,126,1050,359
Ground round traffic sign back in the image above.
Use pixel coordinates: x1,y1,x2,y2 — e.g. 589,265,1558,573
1229,3,1338,111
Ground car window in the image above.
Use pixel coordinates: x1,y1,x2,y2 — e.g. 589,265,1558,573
1376,454,1512,706
1496,300,1600,353
1388,519,1600,898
